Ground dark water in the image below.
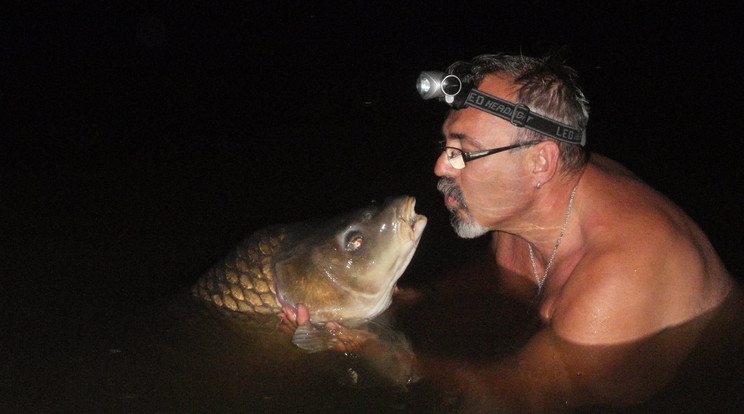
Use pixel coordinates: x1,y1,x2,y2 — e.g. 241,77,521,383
3,2,744,413
5,235,744,413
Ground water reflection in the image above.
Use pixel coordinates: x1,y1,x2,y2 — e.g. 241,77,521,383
397,245,744,413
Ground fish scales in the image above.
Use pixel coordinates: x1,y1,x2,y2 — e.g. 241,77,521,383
192,225,287,315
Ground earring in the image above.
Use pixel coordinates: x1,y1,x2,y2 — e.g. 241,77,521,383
536,181,542,189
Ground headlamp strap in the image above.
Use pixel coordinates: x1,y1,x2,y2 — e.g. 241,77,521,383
464,89,586,146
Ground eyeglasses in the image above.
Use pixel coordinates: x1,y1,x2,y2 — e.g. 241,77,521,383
441,140,542,169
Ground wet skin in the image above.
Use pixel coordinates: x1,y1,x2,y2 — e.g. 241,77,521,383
433,74,733,346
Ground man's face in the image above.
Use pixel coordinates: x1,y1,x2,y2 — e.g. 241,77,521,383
434,75,532,237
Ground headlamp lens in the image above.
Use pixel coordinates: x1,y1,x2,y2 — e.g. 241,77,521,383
417,71,446,100
417,77,432,96
440,75,462,96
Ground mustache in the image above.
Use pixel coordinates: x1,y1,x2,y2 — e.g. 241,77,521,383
437,177,467,210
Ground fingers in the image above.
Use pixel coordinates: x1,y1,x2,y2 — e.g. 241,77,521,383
392,285,425,305
277,304,299,335
296,303,310,325
277,303,310,335
325,321,342,331
280,304,297,322
321,322,382,355
277,304,376,356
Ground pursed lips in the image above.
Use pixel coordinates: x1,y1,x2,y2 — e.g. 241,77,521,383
444,194,459,209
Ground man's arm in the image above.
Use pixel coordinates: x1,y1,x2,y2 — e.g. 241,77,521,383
415,315,705,411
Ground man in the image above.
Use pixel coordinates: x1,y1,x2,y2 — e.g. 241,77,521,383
429,53,734,345
284,53,733,344
280,53,737,408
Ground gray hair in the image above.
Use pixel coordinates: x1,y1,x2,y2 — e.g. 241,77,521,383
447,53,590,173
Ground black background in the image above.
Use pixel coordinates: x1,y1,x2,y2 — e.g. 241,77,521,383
3,1,743,357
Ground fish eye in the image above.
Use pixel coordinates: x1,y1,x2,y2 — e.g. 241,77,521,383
344,231,364,251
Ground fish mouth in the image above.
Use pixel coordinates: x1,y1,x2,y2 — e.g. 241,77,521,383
401,196,427,242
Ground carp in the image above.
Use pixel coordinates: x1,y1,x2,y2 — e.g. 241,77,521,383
192,196,427,348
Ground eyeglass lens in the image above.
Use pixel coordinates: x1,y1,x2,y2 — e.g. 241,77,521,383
445,148,466,169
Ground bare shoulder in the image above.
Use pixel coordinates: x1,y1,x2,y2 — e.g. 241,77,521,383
549,156,733,344
549,246,669,344
551,249,729,345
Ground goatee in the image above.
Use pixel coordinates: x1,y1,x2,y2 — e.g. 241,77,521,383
437,177,489,238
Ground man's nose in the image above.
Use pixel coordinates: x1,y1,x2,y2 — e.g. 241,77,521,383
434,151,459,177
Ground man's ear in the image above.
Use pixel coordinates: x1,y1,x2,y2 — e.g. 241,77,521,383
531,140,560,185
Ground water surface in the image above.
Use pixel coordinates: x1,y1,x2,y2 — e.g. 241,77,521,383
6,234,744,413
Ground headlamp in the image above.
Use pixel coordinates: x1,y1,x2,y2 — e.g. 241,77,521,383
417,70,586,146
416,71,469,106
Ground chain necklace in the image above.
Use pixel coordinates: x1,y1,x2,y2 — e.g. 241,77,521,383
528,184,578,295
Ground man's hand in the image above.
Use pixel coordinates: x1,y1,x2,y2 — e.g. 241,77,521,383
277,286,424,336
278,303,310,335
278,303,380,354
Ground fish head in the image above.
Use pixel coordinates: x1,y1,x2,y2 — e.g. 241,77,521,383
274,196,427,322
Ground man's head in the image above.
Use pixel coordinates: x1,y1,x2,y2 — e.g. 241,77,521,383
447,53,590,173
435,53,590,238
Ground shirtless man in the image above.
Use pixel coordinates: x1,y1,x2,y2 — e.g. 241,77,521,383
429,53,733,345
280,53,736,408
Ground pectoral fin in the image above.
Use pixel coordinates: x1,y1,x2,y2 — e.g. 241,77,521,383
291,322,342,353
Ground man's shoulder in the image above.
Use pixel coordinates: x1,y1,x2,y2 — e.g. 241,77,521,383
550,235,731,345
581,166,689,247
548,245,674,344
